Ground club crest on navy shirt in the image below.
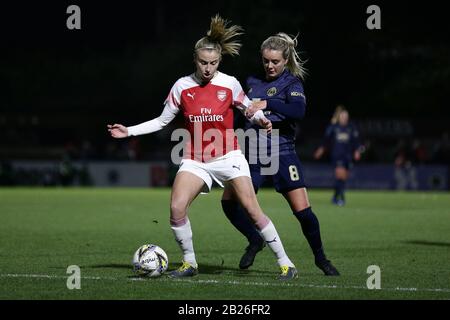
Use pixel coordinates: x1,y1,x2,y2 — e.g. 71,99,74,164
267,87,277,97
337,132,350,142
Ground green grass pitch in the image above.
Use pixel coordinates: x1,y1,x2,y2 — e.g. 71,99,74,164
0,188,449,300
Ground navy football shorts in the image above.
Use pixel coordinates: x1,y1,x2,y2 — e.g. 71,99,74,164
249,152,307,194
332,158,353,170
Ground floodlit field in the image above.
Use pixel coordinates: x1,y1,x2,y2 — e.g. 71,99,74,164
0,188,449,300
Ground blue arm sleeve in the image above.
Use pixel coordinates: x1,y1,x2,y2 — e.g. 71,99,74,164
265,81,307,120
266,99,306,120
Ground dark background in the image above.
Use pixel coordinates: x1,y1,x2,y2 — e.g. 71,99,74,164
1,0,449,166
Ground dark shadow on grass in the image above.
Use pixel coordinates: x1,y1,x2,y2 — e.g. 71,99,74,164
169,262,274,276
82,263,131,270
403,240,450,247
80,262,275,277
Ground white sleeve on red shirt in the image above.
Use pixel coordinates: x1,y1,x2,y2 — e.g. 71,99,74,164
127,81,181,136
127,103,179,136
231,77,251,110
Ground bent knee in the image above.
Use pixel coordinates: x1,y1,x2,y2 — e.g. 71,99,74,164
221,188,236,201
170,199,189,217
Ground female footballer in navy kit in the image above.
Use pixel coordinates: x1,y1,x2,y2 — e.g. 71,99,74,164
221,33,339,276
314,106,362,206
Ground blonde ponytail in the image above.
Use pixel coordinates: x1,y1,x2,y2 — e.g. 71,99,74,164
331,105,346,124
195,14,244,57
261,32,308,80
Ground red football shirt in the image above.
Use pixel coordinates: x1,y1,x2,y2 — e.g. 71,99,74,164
165,72,250,162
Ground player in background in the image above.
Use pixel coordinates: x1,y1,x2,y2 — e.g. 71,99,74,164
221,33,340,276
314,105,363,206
108,15,298,280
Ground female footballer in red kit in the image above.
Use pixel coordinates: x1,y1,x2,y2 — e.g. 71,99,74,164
108,15,298,280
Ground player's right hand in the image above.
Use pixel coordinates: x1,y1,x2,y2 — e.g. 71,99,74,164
107,124,128,138
246,100,267,118
260,117,272,134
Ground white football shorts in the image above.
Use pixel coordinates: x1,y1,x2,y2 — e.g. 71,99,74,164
177,150,251,193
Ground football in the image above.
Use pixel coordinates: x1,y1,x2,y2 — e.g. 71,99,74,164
132,244,169,277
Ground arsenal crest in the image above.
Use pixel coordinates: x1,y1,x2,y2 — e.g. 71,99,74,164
217,90,227,101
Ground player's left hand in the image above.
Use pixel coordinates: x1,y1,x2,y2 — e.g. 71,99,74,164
354,150,361,161
246,100,267,118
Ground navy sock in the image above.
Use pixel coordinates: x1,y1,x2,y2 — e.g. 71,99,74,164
294,207,326,262
221,200,263,245
335,179,346,200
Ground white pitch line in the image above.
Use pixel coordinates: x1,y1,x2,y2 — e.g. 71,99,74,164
0,273,115,281
167,278,450,293
1,273,450,294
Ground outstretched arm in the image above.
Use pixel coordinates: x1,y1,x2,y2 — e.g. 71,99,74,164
314,125,333,159
245,82,307,120
107,104,179,139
